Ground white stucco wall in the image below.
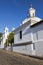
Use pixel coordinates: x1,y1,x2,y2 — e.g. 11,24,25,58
13,44,33,55
31,22,43,42
35,41,43,56
14,21,43,45
32,23,43,56
14,21,43,56
14,22,32,44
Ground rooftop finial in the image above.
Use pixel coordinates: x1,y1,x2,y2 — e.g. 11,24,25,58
30,4,32,8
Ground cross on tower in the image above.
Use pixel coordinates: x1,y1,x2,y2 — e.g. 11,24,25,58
30,4,32,8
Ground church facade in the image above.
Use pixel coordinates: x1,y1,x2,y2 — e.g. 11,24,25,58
0,27,9,48
13,5,43,56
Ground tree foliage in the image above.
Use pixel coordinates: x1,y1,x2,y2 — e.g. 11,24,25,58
0,33,3,38
5,32,14,47
8,32,14,44
4,39,9,47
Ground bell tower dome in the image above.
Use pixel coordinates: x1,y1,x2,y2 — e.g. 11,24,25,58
4,27,9,39
4,27,8,33
28,4,35,17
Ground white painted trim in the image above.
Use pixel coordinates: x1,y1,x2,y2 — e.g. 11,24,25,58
31,30,34,42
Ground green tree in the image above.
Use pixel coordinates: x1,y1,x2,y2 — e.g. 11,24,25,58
4,39,9,47
0,33,3,38
8,32,14,46
5,32,14,47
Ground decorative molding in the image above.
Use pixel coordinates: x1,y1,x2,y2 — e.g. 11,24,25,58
13,41,32,46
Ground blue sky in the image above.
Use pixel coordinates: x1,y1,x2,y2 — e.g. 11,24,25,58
0,0,43,32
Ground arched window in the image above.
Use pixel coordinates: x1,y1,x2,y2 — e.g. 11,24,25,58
20,31,22,39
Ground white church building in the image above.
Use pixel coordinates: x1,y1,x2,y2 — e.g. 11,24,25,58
0,27,9,48
0,27,15,50
13,4,43,56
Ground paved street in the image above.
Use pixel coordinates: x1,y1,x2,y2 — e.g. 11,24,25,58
0,49,43,65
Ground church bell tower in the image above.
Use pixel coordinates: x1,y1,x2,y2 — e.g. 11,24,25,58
28,4,35,17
